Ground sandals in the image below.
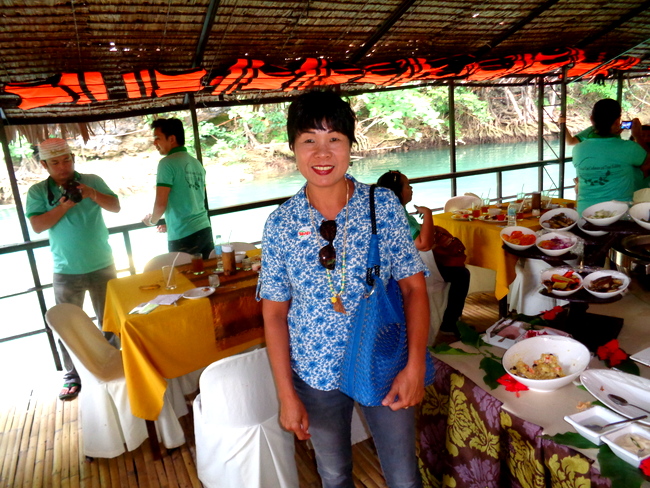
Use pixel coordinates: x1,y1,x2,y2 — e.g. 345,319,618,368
59,383,81,401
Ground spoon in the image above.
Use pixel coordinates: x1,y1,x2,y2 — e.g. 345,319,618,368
582,414,647,433
608,394,650,415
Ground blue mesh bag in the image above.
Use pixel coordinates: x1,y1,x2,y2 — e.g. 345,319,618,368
340,186,435,406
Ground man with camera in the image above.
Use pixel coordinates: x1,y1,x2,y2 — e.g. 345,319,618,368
26,138,121,401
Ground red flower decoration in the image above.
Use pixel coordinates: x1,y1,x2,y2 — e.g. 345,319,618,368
541,306,564,321
640,457,650,476
597,339,629,367
497,374,529,397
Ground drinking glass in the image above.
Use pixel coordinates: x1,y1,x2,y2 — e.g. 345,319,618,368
191,253,205,274
162,265,177,290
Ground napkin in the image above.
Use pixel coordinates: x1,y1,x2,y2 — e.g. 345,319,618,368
149,293,183,306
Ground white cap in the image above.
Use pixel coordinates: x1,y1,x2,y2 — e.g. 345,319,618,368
222,245,233,253
39,138,72,161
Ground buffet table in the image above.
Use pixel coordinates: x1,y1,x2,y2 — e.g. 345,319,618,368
418,283,650,487
103,264,264,420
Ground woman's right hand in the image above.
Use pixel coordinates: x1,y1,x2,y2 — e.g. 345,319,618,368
280,395,311,440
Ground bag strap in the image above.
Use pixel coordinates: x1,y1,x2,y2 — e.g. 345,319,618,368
369,184,378,235
366,185,380,286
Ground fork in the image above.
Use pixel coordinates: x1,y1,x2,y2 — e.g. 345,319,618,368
582,414,647,433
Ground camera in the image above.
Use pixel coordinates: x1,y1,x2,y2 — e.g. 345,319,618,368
60,180,83,203
621,120,633,130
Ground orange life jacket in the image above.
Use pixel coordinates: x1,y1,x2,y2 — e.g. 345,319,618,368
568,56,641,78
208,59,295,94
122,68,206,98
4,72,107,110
357,57,473,86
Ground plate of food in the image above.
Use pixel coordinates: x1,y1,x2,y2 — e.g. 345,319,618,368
477,214,505,223
451,213,472,221
183,286,215,299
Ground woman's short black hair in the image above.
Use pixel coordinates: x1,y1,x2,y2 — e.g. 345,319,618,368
377,170,404,203
591,98,622,137
151,118,185,146
286,90,357,149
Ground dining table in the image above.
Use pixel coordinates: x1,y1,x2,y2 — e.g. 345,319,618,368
417,282,650,487
103,259,264,421
433,199,575,309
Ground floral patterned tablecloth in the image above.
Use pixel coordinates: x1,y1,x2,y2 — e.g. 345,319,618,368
417,358,612,488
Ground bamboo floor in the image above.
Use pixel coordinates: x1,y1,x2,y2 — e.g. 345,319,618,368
0,292,498,488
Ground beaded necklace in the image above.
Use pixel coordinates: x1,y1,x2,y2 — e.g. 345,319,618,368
305,180,350,314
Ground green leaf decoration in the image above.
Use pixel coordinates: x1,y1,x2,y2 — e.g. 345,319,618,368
597,444,645,488
480,356,505,390
540,432,599,450
458,322,485,349
430,343,476,355
613,359,641,376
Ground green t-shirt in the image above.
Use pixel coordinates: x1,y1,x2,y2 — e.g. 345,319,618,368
156,147,211,241
575,127,596,142
572,137,647,214
404,208,420,240
26,173,116,274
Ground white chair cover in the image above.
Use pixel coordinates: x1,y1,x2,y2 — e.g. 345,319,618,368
193,347,298,488
208,241,257,258
444,194,482,213
45,303,186,458
508,258,568,315
419,251,450,345
143,251,193,272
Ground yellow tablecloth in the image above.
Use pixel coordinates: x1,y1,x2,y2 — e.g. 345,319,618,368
433,212,541,300
103,269,264,420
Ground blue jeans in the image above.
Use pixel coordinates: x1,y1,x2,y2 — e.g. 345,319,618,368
53,264,118,384
293,372,422,488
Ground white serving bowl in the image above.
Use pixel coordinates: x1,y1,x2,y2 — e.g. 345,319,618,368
583,270,631,299
535,232,577,257
500,226,537,251
582,201,628,227
539,207,579,231
601,424,650,467
540,267,583,297
502,335,590,392
577,218,608,237
629,202,650,231
235,251,246,263
488,207,502,217
564,405,627,445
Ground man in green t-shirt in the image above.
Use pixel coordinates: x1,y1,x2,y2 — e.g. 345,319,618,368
26,138,121,401
142,118,213,258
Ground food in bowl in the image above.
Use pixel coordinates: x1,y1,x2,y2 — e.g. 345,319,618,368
538,236,573,250
587,275,625,293
509,353,564,380
541,212,576,229
501,336,590,392
542,271,581,293
502,230,536,246
591,210,617,219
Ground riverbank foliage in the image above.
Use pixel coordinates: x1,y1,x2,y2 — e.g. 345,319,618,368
3,79,650,205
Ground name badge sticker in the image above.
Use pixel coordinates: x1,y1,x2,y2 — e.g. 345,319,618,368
297,226,312,240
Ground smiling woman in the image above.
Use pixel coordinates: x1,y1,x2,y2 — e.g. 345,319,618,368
257,90,430,487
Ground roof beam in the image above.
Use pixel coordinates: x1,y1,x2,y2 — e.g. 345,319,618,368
192,0,222,68
348,0,418,64
473,0,561,58
577,0,650,48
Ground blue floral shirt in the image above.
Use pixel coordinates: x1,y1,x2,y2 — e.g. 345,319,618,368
257,175,426,391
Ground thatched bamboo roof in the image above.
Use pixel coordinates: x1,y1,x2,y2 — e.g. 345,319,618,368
1,0,649,126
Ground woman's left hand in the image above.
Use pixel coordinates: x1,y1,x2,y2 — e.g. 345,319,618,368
381,363,425,411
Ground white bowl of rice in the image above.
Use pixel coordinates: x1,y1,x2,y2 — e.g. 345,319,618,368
502,336,590,392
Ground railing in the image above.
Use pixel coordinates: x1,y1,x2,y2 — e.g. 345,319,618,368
0,156,573,365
